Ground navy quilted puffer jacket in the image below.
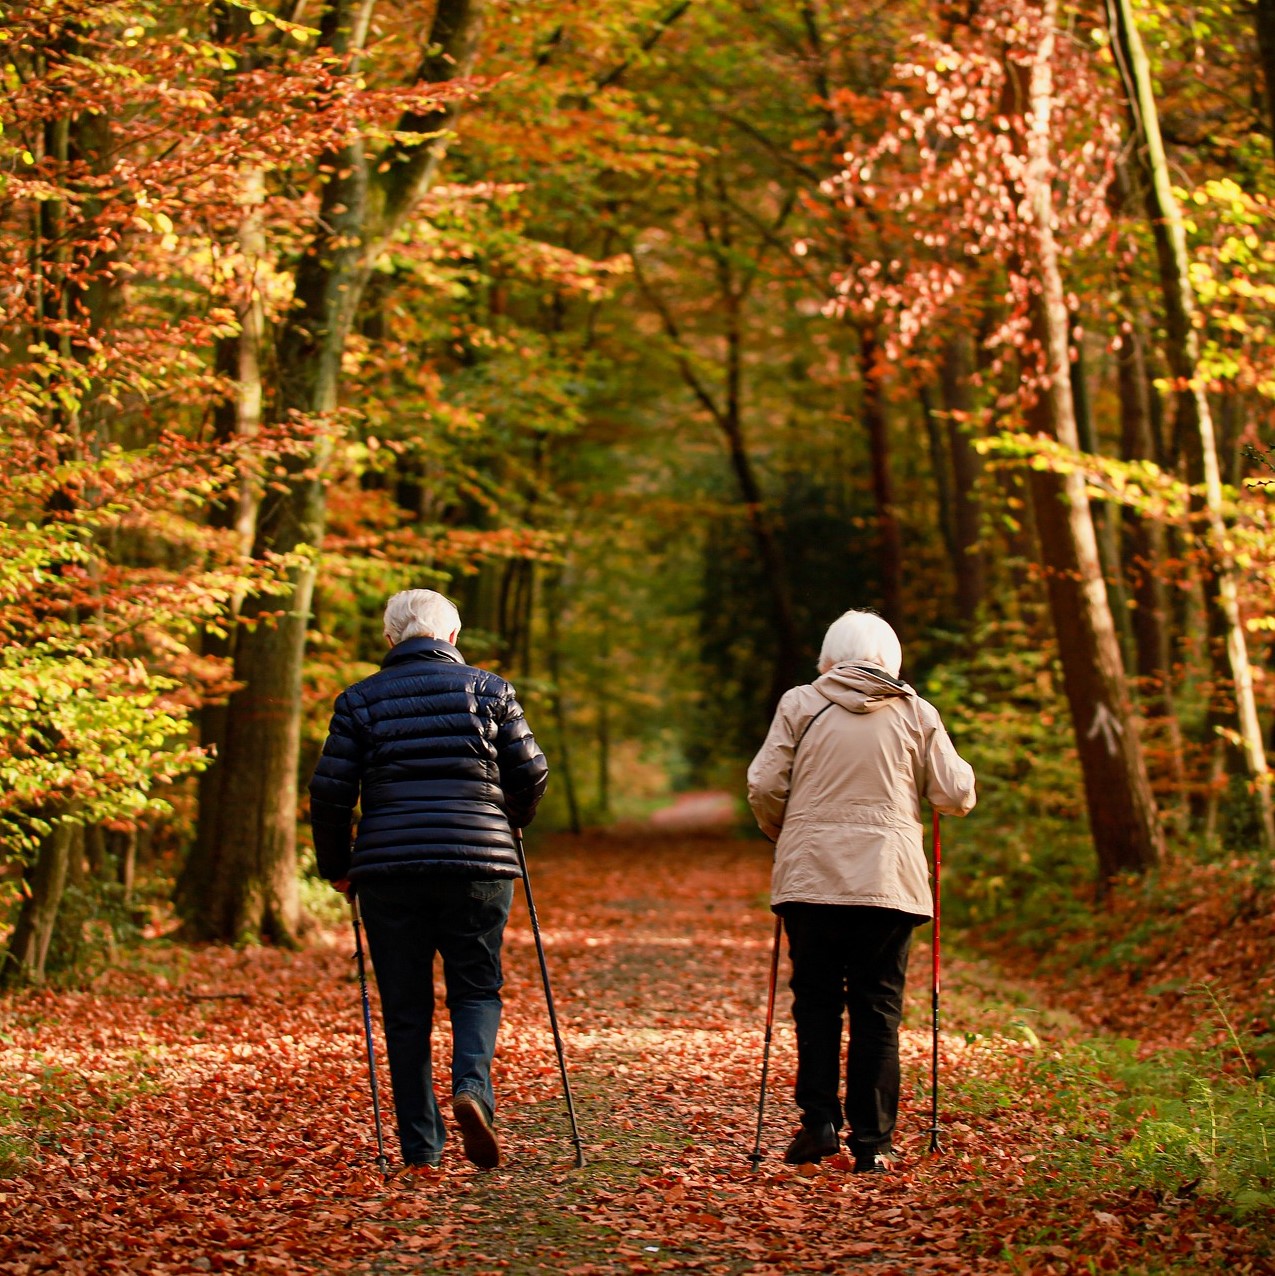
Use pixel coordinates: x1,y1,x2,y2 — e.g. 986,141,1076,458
308,637,548,882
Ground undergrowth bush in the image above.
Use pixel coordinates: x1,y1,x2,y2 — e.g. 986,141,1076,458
923,621,1095,933
1032,1005,1275,1216
924,618,1270,948
44,880,142,980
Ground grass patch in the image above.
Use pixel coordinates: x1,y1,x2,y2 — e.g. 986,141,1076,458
0,1055,159,1175
949,1019,1275,1218
1035,1030,1275,1214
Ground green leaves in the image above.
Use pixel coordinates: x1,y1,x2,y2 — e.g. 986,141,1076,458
0,643,205,859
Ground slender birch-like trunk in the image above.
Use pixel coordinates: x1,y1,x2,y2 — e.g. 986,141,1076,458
1109,0,1274,850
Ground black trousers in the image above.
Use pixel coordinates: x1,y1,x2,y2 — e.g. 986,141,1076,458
780,903,915,1155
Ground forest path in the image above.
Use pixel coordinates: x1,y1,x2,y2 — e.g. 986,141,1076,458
2,831,1268,1275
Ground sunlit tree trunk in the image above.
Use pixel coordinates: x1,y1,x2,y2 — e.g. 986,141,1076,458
1,815,78,988
1013,0,1163,878
4,27,120,977
597,613,612,819
1109,0,1274,851
196,0,489,943
1070,322,1133,663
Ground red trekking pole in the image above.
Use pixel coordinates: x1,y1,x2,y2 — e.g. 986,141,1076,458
924,809,942,1154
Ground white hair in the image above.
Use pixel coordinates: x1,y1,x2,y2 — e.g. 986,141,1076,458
818,610,902,677
383,589,461,645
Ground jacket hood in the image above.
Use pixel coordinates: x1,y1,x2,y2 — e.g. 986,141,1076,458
814,663,913,713
382,636,465,668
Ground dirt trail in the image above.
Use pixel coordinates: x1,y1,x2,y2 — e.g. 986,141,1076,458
2,831,1270,1275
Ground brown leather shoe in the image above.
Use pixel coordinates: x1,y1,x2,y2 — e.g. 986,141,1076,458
452,1092,500,1169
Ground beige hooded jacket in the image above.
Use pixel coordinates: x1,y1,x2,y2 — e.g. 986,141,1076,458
747,664,976,918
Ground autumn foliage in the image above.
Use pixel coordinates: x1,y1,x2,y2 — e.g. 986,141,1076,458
2,0,1275,1266
3,831,1273,1274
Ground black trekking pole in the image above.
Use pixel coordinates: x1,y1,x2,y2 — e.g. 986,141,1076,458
351,891,392,1178
748,915,783,1169
514,832,585,1169
924,809,942,1154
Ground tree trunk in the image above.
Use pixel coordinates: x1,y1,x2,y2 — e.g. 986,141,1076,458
1071,321,1133,664
1115,312,1189,832
629,240,801,711
939,333,986,623
597,615,612,820
920,381,958,576
1015,0,1163,878
545,572,581,834
196,0,490,942
113,826,138,903
1256,0,1275,151
1,816,78,988
860,325,902,629
178,167,267,926
1110,0,1274,850
8,33,117,975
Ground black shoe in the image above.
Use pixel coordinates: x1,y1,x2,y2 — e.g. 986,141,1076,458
853,1148,895,1174
783,1122,840,1165
452,1092,501,1169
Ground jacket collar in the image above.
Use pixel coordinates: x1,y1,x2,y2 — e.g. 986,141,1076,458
382,636,465,668
852,663,905,689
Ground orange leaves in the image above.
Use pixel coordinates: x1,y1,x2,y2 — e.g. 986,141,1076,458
2,831,1272,1274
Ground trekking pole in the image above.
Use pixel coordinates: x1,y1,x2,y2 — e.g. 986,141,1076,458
514,832,585,1169
351,891,392,1178
748,915,783,1169
924,809,942,1154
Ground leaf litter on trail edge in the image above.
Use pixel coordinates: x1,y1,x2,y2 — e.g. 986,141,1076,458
1,833,1272,1275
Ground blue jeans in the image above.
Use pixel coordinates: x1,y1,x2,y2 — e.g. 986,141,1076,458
357,875,515,1166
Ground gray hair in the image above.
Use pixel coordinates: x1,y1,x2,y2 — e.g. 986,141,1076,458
818,610,902,677
383,589,461,645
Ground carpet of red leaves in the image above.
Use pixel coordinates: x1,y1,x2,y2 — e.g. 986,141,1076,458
2,830,1272,1275
984,856,1275,1051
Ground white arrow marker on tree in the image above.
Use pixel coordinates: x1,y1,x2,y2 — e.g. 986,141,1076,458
1087,703,1124,756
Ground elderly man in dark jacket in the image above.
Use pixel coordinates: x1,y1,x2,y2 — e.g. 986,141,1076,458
309,589,548,1172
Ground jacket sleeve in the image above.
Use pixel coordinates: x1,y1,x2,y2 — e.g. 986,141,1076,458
923,710,977,817
746,692,802,841
308,690,365,881
494,687,549,830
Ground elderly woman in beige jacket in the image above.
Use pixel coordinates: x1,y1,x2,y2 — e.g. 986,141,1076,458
747,610,975,1172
